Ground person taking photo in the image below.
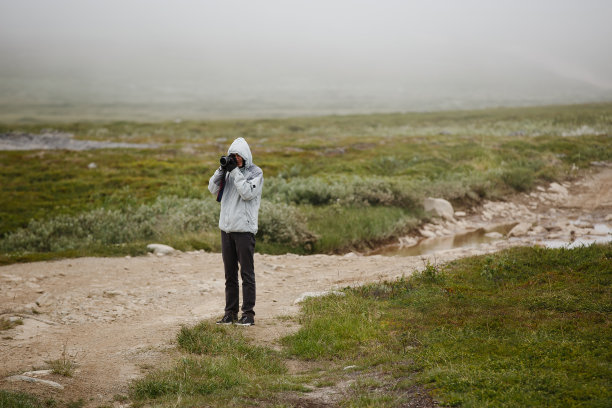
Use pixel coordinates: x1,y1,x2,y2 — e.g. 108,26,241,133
208,137,263,326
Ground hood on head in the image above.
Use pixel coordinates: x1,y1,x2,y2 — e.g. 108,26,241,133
227,137,253,167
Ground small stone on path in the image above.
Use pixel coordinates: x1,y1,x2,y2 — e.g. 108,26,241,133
6,375,64,389
146,244,175,256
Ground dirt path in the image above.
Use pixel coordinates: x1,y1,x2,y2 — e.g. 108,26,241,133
1,166,611,407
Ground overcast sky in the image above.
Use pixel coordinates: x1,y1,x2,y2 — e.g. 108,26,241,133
1,0,611,114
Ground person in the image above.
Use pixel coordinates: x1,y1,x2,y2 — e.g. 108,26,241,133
208,137,263,326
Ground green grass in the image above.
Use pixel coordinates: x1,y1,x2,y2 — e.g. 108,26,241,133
124,244,611,407
1,103,611,262
0,391,83,408
0,391,42,408
284,243,612,407
130,322,305,407
304,205,421,253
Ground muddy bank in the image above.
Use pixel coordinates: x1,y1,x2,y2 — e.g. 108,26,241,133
375,166,612,256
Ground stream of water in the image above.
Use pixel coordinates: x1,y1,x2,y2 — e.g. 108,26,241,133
371,224,516,257
372,222,611,257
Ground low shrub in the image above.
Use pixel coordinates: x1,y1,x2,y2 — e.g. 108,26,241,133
0,196,317,254
0,196,220,253
265,175,421,208
501,166,535,192
257,201,317,249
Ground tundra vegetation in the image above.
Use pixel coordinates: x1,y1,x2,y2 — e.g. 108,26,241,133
1,104,611,407
1,103,611,263
6,244,608,407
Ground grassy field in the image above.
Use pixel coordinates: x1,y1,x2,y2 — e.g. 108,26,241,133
1,103,611,263
7,243,606,407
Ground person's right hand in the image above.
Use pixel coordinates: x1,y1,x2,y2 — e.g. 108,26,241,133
225,159,238,173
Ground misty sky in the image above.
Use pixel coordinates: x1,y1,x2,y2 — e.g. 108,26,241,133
1,0,612,115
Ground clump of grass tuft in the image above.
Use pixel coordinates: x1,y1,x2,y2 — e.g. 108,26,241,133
46,345,77,377
0,317,23,331
282,292,382,360
65,399,84,408
130,321,289,405
415,260,444,284
500,166,535,192
177,321,285,373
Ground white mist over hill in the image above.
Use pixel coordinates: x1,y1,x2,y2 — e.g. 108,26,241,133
1,0,611,120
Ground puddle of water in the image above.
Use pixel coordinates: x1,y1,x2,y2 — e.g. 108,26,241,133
593,223,612,235
371,223,515,257
543,223,612,249
543,235,612,249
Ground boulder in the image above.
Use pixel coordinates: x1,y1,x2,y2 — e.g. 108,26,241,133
424,198,455,221
508,222,532,237
548,182,568,196
419,229,436,239
398,236,418,247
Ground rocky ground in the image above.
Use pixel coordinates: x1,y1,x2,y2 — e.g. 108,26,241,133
0,132,158,151
1,166,610,407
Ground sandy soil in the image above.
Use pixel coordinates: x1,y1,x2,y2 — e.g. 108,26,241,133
1,166,610,407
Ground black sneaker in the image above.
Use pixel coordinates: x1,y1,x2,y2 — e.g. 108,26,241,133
216,314,237,325
236,315,254,326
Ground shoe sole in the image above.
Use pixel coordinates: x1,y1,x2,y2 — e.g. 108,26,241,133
235,322,254,326
216,322,234,325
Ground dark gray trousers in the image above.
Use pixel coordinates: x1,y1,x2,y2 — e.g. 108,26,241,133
221,231,256,317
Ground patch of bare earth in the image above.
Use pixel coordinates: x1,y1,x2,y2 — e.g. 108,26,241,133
1,166,610,407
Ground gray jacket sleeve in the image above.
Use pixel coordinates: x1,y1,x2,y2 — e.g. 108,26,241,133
208,167,224,195
229,168,263,201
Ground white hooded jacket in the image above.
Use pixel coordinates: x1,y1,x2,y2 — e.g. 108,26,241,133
208,138,263,234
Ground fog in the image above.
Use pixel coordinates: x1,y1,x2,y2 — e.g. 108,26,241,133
1,0,612,120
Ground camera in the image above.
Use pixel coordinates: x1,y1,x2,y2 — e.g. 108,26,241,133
220,154,237,169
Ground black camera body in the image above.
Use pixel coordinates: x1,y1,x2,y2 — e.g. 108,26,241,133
220,154,237,169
